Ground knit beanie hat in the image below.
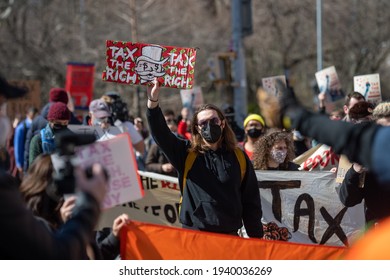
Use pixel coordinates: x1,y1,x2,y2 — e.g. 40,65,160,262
49,88,69,104
348,101,374,120
47,102,71,121
243,113,266,128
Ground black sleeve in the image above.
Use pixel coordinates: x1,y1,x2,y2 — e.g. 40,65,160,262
146,106,189,172
94,228,120,260
0,171,101,259
296,111,379,170
241,154,264,238
338,166,364,207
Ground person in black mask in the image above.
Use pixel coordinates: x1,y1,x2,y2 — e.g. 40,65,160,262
146,78,263,238
29,102,73,166
241,114,266,161
0,74,108,259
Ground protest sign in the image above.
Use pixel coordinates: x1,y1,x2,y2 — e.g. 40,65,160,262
354,73,381,105
6,80,41,121
99,170,364,246
65,62,95,110
180,86,203,111
102,41,197,89
98,171,181,227
52,133,143,209
295,144,339,171
315,66,345,102
261,75,286,96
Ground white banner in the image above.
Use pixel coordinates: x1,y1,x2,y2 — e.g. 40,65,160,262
257,170,364,246
99,170,364,246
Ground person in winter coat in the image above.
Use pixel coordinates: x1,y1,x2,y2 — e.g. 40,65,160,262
29,102,72,166
146,78,263,238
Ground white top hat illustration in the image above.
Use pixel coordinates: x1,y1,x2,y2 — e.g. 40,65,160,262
137,45,168,65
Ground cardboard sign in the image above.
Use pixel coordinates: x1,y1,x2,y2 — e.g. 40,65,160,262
315,66,344,102
103,41,197,89
354,73,381,105
180,86,203,111
52,133,144,209
261,75,287,96
295,144,340,171
6,80,41,121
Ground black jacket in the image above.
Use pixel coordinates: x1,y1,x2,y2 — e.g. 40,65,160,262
147,106,263,237
0,170,101,259
23,103,81,171
339,166,390,224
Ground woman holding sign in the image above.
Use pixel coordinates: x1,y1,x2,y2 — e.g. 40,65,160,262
146,78,263,238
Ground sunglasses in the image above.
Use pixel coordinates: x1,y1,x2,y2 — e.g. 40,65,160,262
197,117,221,128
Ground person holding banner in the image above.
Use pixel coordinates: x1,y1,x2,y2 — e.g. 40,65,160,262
339,103,390,227
257,79,390,185
146,78,263,238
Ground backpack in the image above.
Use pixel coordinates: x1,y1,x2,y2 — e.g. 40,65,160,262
40,127,56,154
180,147,247,212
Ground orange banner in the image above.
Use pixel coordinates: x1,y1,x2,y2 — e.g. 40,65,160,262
344,217,390,260
120,221,346,260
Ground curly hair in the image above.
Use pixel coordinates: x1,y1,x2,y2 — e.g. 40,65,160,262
252,131,296,170
189,104,237,153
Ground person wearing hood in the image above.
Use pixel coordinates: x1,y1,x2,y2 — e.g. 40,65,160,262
146,78,263,238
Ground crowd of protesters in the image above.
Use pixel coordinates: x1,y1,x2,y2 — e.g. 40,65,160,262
2,70,390,259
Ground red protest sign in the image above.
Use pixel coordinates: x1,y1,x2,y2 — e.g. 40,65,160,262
102,41,197,89
65,62,95,110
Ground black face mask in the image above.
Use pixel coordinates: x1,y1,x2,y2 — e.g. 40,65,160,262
52,123,67,131
200,122,222,143
247,128,263,139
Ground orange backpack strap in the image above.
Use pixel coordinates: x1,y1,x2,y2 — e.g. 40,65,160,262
179,151,197,212
234,147,247,183
182,151,197,193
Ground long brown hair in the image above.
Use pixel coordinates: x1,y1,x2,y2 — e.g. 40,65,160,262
19,154,63,229
189,104,237,153
252,131,295,170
